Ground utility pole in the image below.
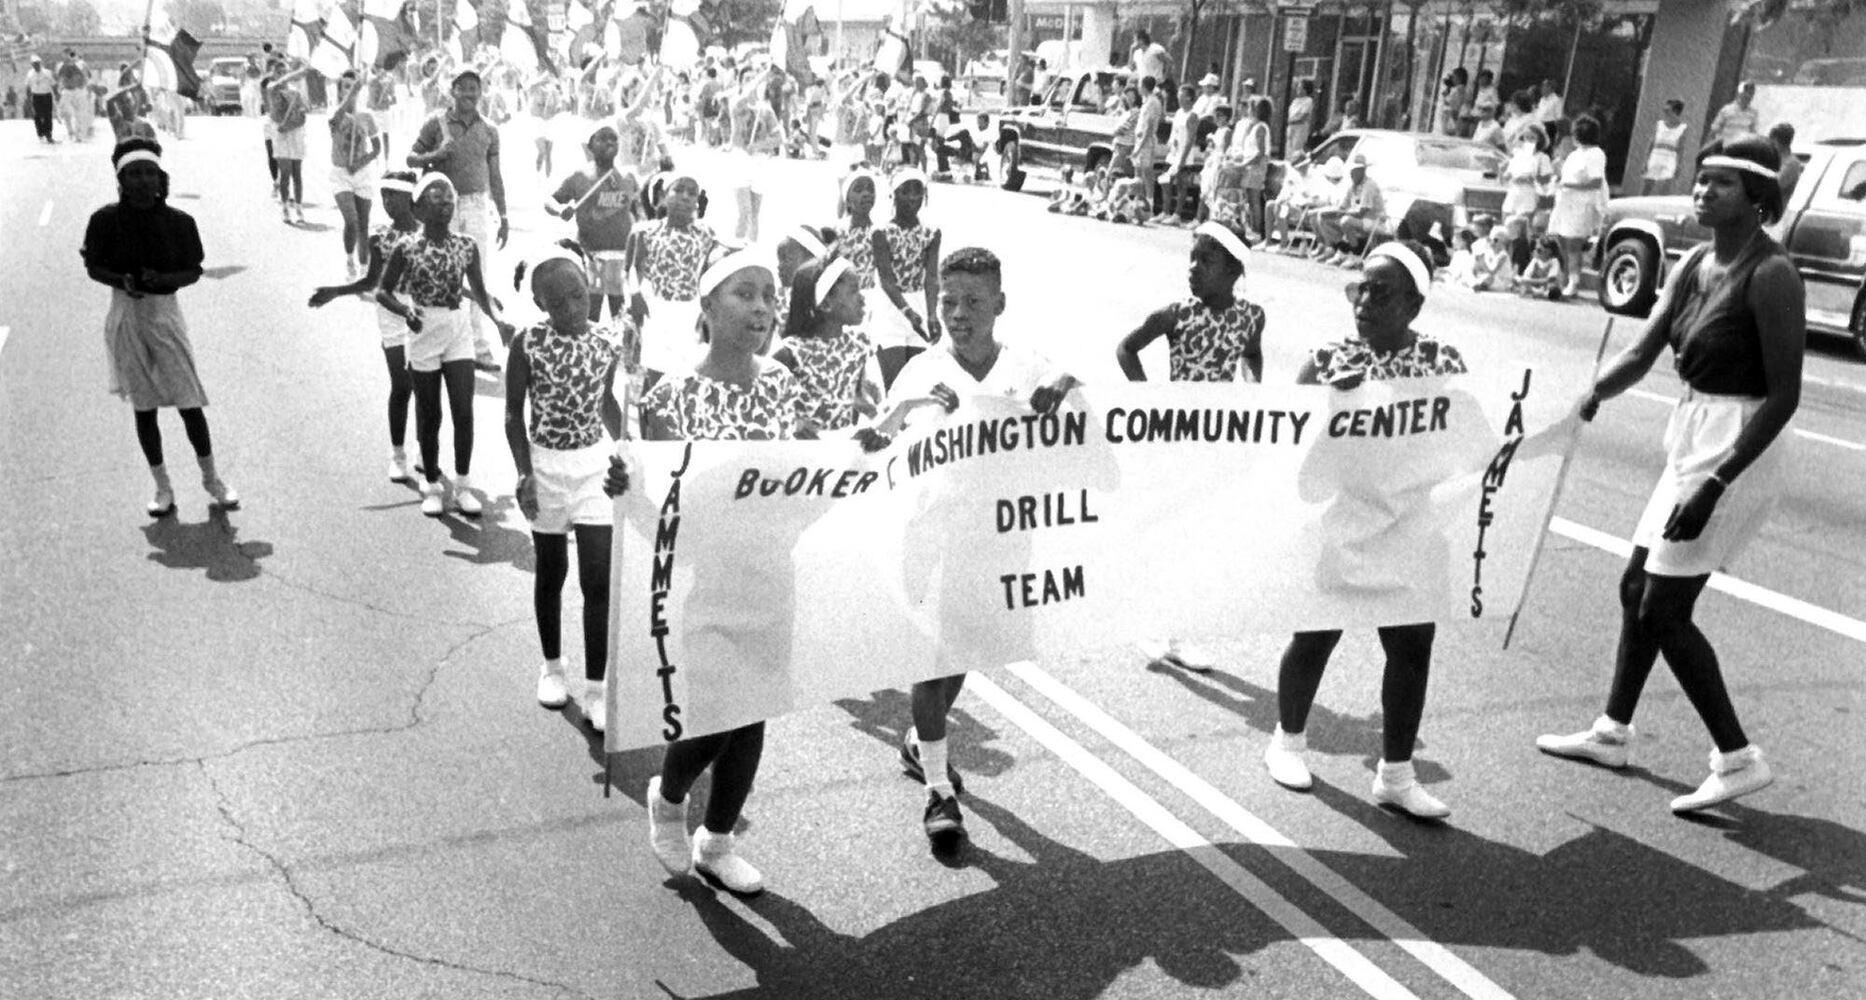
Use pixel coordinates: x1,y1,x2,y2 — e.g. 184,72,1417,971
1005,0,1023,104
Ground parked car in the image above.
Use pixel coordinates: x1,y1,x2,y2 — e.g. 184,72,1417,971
990,67,1174,191
206,57,245,115
1590,138,1866,356
1302,129,1509,260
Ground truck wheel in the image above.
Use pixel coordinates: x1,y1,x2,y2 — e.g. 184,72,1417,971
999,137,1024,192
1598,237,1658,317
1851,290,1866,360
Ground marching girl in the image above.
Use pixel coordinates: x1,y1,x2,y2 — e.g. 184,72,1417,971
626,171,720,386
376,173,515,518
1264,240,1468,820
1115,220,1266,673
506,241,633,733
869,168,942,389
771,254,882,433
828,170,881,294
1537,137,1804,813
772,224,830,336
308,170,422,483
603,247,813,896
82,138,239,516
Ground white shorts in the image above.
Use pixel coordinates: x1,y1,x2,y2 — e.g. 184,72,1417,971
864,288,926,350
376,306,406,349
331,162,382,197
406,306,474,371
588,250,628,297
639,294,702,375
1632,389,1791,577
529,441,614,534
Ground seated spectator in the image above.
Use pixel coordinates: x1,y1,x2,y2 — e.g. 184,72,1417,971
1264,156,1341,250
1444,229,1479,287
1471,226,1517,291
1309,152,1385,266
1515,234,1566,299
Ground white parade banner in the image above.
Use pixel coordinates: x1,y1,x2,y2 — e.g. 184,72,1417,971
604,370,1582,752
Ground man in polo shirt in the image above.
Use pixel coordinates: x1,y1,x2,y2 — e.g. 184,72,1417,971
25,57,58,142
409,69,509,372
1708,80,1760,146
56,48,94,141
1310,152,1386,266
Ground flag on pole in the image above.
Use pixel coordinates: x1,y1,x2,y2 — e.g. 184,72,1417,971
143,4,203,98
311,5,358,79
609,1,654,64
772,0,821,86
449,0,481,62
358,0,417,70
287,0,324,61
501,1,555,74
659,0,715,69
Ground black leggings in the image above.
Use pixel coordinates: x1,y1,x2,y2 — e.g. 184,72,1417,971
134,407,212,467
660,722,765,835
382,346,412,448
533,525,612,680
264,138,277,181
1278,623,1435,764
411,360,474,481
1603,548,1747,751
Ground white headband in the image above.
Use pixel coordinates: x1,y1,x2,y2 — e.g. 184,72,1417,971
414,173,456,201
889,167,929,196
114,149,161,172
814,257,855,308
1700,154,1781,180
696,247,777,300
786,225,828,258
379,177,415,195
1366,242,1431,298
527,248,586,297
1193,221,1250,270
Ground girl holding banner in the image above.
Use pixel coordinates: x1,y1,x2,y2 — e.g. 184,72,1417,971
606,247,807,896
1265,240,1467,820
1537,136,1803,813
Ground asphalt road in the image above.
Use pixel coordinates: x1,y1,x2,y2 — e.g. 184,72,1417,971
3,113,1864,1000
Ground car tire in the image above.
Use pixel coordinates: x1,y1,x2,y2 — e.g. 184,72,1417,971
999,136,1024,192
1850,289,1866,360
1598,237,1658,317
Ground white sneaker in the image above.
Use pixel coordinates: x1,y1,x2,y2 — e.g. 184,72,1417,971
583,678,606,733
345,258,359,281
147,485,176,518
1263,726,1313,790
203,477,240,510
646,776,692,877
387,454,413,483
1536,716,1633,769
1671,746,1773,813
452,475,483,517
1372,760,1450,819
419,480,444,517
693,828,764,895
536,663,569,708
1165,639,1216,673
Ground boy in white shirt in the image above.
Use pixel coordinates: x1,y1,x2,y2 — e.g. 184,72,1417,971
1155,83,1203,225
857,247,1078,853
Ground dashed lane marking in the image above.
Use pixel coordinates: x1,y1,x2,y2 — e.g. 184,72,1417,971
37,201,52,227
0,326,9,357
1550,517,1866,644
1624,388,1865,451
1000,662,1520,1000
966,672,1428,1000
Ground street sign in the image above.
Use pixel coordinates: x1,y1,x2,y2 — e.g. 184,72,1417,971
1283,14,1309,53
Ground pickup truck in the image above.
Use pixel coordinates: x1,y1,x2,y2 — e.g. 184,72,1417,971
1591,138,1866,356
991,67,1174,191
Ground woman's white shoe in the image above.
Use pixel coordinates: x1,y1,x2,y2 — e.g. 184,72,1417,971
646,776,692,876
693,829,764,895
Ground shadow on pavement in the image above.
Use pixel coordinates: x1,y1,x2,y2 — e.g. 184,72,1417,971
1293,779,1826,978
200,265,247,280
435,494,534,573
660,793,1280,1000
141,506,272,583
834,687,1019,787
1149,664,1452,784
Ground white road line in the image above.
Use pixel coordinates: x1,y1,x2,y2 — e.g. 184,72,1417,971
37,202,52,227
966,672,1425,1000
1623,388,1866,451
1550,516,1866,644
1000,662,1519,1000
0,326,9,357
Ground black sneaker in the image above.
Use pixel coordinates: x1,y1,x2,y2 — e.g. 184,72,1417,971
923,791,966,851
899,733,965,796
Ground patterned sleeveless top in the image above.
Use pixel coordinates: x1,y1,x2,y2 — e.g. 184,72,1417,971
367,225,417,288
521,320,630,450
642,362,806,440
787,330,875,431
880,221,937,293
1166,297,1267,382
637,219,717,301
1308,334,1468,384
400,232,476,309
833,219,878,290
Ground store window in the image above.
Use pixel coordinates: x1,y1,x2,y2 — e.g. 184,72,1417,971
1743,6,1866,143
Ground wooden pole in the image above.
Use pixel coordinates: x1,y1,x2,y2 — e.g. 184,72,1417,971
1005,0,1024,105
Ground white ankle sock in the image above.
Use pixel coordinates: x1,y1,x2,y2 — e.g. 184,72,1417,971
150,464,172,490
197,454,219,483
1272,725,1306,752
918,734,952,797
1376,759,1416,788
541,657,564,676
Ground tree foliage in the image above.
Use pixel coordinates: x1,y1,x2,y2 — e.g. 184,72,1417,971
1729,0,1863,30
921,0,1002,71
55,0,99,35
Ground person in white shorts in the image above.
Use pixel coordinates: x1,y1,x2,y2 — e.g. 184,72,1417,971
329,70,383,280
507,241,634,733
376,173,515,517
